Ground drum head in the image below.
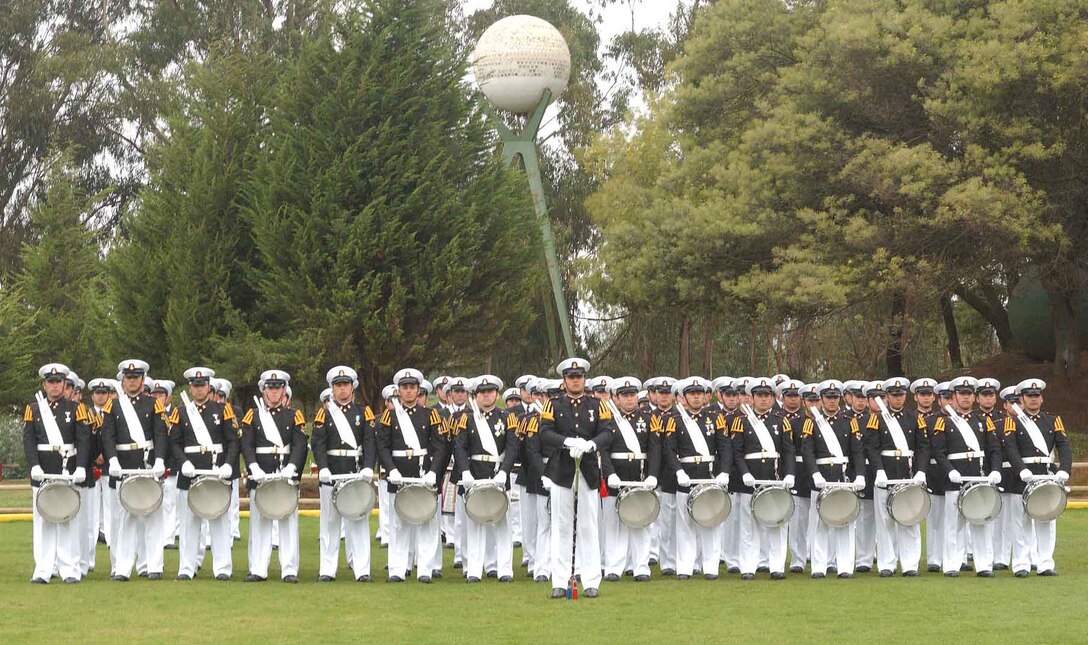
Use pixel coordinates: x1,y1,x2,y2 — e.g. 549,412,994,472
1023,480,1067,522
465,484,509,525
394,484,438,525
887,483,930,526
958,483,1001,526
120,475,163,517
333,479,377,521
751,486,795,528
817,487,860,528
188,476,232,521
687,484,731,528
616,488,661,529
36,482,81,524
254,479,299,521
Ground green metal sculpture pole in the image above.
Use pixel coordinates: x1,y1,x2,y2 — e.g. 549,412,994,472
484,89,576,359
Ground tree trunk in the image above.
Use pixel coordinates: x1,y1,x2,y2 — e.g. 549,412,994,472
1051,290,1081,379
749,322,758,374
939,292,963,369
678,314,690,378
703,317,714,376
634,314,654,376
955,283,1018,352
886,293,906,377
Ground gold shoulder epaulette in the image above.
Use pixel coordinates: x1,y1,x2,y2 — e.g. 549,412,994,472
102,399,114,414
314,408,326,424
293,409,306,427
865,413,880,431
23,404,33,422
242,408,254,425
364,406,375,422
380,409,392,426
223,403,236,421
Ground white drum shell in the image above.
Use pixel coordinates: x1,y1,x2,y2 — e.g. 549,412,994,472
119,475,164,517
253,478,299,521
816,486,860,528
1022,479,1068,522
615,487,661,529
886,482,930,527
465,483,509,525
751,486,795,528
686,484,731,528
394,483,438,525
333,479,378,521
187,476,232,521
35,480,82,524
957,482,1002,526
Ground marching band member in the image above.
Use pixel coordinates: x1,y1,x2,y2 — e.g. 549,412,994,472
211,378,242,543
376,382,399,547
520,378,556,582
504,383,526,559
778,379,811,574
645,377,679,575
993,385,1019,571
909,377,942,573
151,379,180,552
444,376,470,570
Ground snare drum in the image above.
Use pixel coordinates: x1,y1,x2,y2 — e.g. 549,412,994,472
333,478,378,521
35,480,81,523
119,474,164,516
253,478,299,521
616,487,660,529
957,482,1002,525
886,482,930,526
464,482,509,525
393,483,438,525
187,476,232,520
751,485,794,528
1022,479,1068,522
816,486,860,528
686,484,731,528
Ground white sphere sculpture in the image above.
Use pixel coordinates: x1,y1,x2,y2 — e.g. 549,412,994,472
472,15,571,114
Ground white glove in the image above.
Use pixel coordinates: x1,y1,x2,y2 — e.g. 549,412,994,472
568,445,585,460
714,472,729,487
607,473,621,488
493,470,507,486
811,472,827,489
360,467,374,482
108,458,122,478
1056,470,1070,484
151,458,166,478
541,476,554,492
248,463,266,479
461,471,475,485
644,475,658,488
874,470,888,488
948,469,962,484
912,471,927,485
72,467,86,484
218,463,232,480
988,471,1002,486
30,465,45,482
1019,468,1033,483
423,470,437,487
563,437,581,449
319,468,333,484
281,463,297,479
388,469,403,485
742,472,756,487
181,461,196,478
580,439,597,453
676,469,691,487
853,475,866,489
783,474,795,489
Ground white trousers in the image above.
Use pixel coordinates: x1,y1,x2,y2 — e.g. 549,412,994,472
465,507,513,579
247,502,298,579
675,491,721,576
31,487,81,581
378,480,392,544
993,492,1015,566
178,491,231,577
874,488,920,573
1013,505,1055,573
601,497,651,577
318,486,370,579
549,474,602,590
78,485,99,574
519,486,539,573
926,494,944,567
789,494,813,569
810,491,855,574
99,478,117,547
722,492,741,569
855,499,876,568
532,492,551,579
162,474,179,547
112,504,164,577
657,492,677,572
509,484,523,546
230,480,241,539
387,491,441,579
454,495,468,565
737,492,787,574
942,490,993,573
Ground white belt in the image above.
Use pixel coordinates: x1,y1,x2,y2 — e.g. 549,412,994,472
947,451,984,460
1001,461,1011,468
680,455,714,464
1022,457,1051,464
115,442,148,451
328,449,361,457
930,459,937,465
880,449,913,458
256,446,290,455
183,444,222,454
795,456,804,463
37,443,75,452
610,452,646,461
744,451,778,460
393,449,427,458
471,454,503,463
816,457,849,466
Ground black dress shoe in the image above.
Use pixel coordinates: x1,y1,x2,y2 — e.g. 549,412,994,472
927,564,941,573
944,571,959,578
624,569,634,577
977,570,994,578
648,558,658,567
856,566,871,573
499,576,513,582
98,533,107,545
770,572,786,580
903,570,919,577
387,575,404,583
453,562,463,569
112,575,129,582
283,575,298,583
486,571,497,578
1014,570,1029,578
551,588,567,599
704,573,719,580
584,588,599,598
661,568,676,576
31,578,47,584
148,573,162,581
741,573,755,581
513,541,521,548
605,573,620,582
244,574,266,582
535,575,549,583
811,572,826,579
879,570,893,578
318,575,334,582
176,574,192,581
164,543,178,550
215,574,230,581
994,563,1009,571
466,576,481,583
837,572,854,579
828,566,837,574
693,569,703,576
1038,569,1058,577
757,566,770,573
418,576,431,584
138,572,148,578
677,574,690,580
959,563,972,572
790,566,804,574
431,570,442,579
356,575,371,582
63,577,79,584
634,575,649,582
727,566,740,574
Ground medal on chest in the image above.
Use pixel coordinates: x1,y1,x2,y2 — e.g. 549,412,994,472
636,417,647,434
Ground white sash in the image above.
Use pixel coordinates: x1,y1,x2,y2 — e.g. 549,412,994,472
1009,403,1050,457
675,403,711,458
114,382,149,447
35,392,66,448
469,399,499,458
874,397,910,453
254,396,284,448
943,405,981,453
809,406,844,459
391,398,423,452
181,392,215,449
326,402,359,449
607,400,644,457
741,404,777,455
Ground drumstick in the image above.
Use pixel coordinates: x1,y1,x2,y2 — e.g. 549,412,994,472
958,476,993,483
329,472,373,483
41,473,77,482
750,479,789,487
190,469,219,476
884,479,917,486
686,479,720,486
616,480,656,488
118,468,155,476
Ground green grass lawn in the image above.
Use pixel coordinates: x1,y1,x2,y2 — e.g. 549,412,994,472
0,511,1085,643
